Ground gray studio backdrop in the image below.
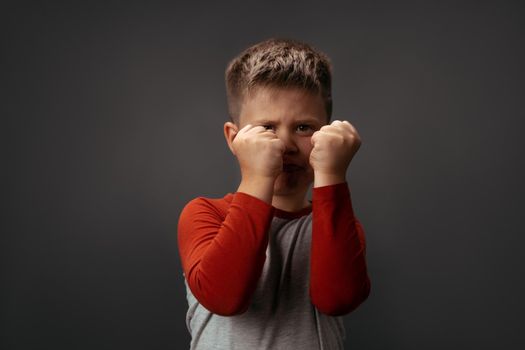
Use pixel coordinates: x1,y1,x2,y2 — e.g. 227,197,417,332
3,1,524,349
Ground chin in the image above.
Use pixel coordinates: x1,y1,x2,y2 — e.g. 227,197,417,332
273,171,312,195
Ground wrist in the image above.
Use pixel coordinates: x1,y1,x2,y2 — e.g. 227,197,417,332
313,172,346,188
237,175,275,204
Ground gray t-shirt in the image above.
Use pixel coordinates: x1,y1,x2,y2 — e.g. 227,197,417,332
183,212,346,350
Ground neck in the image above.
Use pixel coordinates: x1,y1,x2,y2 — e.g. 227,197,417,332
271,187,311,213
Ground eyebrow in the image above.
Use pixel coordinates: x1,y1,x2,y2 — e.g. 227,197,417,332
253,118,322,125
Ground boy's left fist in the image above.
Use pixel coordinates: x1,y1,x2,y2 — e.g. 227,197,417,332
309,120,361,176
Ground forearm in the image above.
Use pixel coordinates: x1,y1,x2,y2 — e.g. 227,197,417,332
178,192,274,316
309,182,371,316
237,175,275,205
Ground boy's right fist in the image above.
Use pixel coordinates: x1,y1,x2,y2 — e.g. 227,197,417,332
231,124,285,180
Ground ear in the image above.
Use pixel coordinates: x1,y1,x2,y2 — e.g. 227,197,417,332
223,121,239,154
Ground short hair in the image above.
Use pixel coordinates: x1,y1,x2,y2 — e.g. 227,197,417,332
225,38,333,125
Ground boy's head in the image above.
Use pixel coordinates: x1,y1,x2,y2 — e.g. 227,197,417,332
223,38,335,209
224,38,333,126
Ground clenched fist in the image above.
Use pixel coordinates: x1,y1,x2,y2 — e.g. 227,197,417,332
309,120,361,177
231,123,286,180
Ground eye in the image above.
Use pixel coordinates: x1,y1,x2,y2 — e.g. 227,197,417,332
297,124,313,133
262,124,275,130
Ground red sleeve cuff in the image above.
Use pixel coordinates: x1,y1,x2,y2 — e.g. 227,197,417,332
312,181,350,199
312,181,356,220
233,191,275,217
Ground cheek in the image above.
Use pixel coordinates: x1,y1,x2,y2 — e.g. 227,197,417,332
301,141,314,156
298,141,314,167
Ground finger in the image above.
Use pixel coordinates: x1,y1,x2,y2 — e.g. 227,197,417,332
311,130,320,145
240,126,278,142
343,121,361,140
317,126,343,137
320,130,345,140
341,120,356,132
330,120,357,138
336,121,354,135
231,125,241,140
312,130,346,147
245,125,270,134
235,123,254,136
237,125,265,138
332,120,351,129
253,126,279,137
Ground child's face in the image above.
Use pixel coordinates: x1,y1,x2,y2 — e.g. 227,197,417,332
237,86,328,196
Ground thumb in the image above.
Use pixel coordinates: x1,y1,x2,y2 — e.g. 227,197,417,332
231,126,240,142
310,131,319,146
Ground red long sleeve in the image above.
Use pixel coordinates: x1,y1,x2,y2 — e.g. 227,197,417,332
309,181,371,316
177,192,274,316
178,182,371,318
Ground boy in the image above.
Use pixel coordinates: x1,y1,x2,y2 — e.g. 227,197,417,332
177,38,371,349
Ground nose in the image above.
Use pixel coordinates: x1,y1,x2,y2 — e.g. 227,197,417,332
277,128,298,154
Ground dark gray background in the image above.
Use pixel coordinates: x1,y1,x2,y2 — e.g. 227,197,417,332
2,0,524,349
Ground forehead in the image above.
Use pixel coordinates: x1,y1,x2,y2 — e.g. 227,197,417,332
239,86,328,127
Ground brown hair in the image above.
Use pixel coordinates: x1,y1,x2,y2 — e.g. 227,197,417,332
225,38,333,125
